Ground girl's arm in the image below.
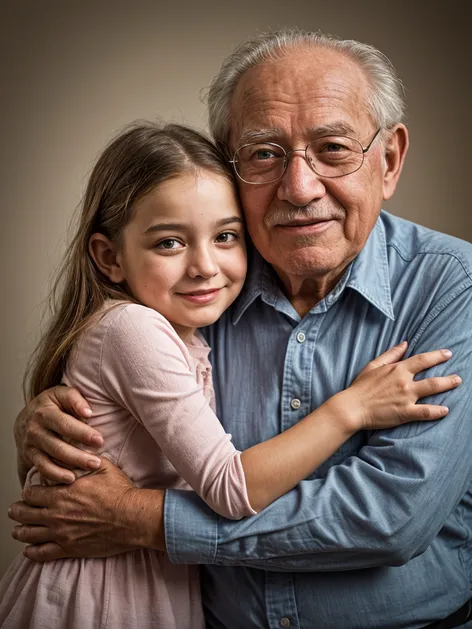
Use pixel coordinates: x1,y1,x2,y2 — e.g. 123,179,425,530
101,305,458,517
241,344,457,511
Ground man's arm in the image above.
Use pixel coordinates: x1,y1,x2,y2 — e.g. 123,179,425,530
14,386,103,485
163,286,472,571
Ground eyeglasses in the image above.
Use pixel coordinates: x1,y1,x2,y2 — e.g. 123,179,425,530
230,128,382,185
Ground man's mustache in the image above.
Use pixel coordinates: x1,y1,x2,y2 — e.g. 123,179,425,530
263,204,345,229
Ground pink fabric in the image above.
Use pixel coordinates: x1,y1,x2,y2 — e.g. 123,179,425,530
0,301,254,629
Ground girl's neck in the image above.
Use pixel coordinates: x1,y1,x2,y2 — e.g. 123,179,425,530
171,322,197,343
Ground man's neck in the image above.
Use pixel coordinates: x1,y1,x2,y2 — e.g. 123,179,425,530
273,264,349,318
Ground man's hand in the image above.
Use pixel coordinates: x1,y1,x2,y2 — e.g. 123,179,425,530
15,385,104,484
9,458,166,561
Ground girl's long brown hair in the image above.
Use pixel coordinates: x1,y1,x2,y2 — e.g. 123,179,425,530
24,121,234,401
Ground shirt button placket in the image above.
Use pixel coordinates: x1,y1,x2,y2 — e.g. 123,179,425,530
265,572,299,629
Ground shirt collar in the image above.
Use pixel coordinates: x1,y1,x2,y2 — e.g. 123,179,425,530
231,213,394,324
231,244,266,324
346,214,395,320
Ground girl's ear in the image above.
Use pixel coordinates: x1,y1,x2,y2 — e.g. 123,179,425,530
89,233,126,283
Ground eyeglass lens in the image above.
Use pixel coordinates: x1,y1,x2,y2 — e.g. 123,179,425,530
234,135,366,183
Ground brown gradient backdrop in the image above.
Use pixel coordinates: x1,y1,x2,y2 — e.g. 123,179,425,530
0,0,468,575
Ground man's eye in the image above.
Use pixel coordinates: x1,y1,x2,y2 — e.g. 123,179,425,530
215,231,238,243
320,142,348,153
313,136,355,155
155,238,183,250
244,146,283,161
253,149,278,160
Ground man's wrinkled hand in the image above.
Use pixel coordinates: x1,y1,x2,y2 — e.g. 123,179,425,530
9,457,166,562
14,385,104,485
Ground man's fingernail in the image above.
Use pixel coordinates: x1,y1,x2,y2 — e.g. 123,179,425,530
88,458,101,470
441,349,452,357
91,435,103,446
7,508,12,518
62,474,75,484
83,408,93,417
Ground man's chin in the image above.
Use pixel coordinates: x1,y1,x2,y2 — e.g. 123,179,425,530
272,244,352,281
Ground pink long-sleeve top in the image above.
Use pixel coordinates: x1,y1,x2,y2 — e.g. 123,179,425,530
0,301,254,629
64,300,255,519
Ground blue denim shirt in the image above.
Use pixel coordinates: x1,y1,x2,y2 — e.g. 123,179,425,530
165,211,472,629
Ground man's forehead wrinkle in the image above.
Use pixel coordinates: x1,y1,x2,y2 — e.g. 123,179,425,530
229,47,371,148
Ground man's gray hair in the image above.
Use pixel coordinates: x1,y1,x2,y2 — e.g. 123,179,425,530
207,28,406,148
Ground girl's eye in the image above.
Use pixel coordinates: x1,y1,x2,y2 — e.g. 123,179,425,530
155,238,184,250
215,231,238,244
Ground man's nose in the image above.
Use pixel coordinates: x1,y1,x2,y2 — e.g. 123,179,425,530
187,246,218,279
277,151,326,206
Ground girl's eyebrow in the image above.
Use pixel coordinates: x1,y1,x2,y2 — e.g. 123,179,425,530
143,216,243,235
214,216,244,227
143,222,186,235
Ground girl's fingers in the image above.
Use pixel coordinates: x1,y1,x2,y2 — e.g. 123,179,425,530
361,342,408,374
406,404,450,421
414,375,462,400
404,349,452,374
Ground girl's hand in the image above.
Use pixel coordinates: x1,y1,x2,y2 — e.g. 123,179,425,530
332,342,461,433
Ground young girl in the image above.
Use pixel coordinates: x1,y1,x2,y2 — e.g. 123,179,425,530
0,122,457,629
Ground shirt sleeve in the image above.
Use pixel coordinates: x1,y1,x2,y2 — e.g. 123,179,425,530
99,304,255,520
165,284,472,570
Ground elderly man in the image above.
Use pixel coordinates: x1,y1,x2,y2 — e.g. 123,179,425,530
10,29,472,629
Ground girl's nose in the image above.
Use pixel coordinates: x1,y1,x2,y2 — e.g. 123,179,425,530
187,247,218,279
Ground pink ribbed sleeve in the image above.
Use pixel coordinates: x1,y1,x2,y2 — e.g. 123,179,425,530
98,304,256,520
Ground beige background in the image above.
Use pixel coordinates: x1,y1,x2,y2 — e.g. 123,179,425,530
0,0,469,575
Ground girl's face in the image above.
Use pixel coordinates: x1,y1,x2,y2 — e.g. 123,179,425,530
116,169,247,339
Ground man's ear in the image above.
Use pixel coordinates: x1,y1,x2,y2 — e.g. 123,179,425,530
89,233,125,283
382,124,409,201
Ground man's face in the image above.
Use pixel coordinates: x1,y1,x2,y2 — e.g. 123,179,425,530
229,46,406,288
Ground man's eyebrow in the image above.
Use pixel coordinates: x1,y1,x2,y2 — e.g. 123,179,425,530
237,123,359,146
143,216,243,235
310,122,358,138
238,128,282,145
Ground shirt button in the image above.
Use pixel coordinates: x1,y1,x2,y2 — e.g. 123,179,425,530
280,619,291,628
296,332,306,343
291,398,301,410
